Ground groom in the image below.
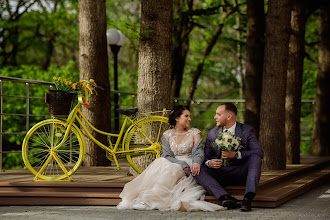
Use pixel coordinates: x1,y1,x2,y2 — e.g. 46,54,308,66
194,103,263,211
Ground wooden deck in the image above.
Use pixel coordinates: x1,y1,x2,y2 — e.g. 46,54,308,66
0,155,329,207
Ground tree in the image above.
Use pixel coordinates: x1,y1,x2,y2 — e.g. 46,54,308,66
138,0,172,111
244,0,265,136
259,0,291,170
0,0,79,68
0,0,38,66
78,0,111,166
171,0,192,98
171,1,222,98
285,0,309,164
187,2,239,101
131,0,172,176
311,0,330,156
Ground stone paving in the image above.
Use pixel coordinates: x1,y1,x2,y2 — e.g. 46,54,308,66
0,181,329,220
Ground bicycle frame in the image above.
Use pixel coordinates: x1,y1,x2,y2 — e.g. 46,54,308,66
55,103,168,171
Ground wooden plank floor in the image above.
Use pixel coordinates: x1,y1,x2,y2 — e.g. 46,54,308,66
0,155,329,207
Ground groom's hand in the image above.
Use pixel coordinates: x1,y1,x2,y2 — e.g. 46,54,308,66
209,159,222,169
222,150,235,159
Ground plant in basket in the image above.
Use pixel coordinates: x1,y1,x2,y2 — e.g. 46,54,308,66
46,77,98,116
46,77,79,115
53,76,77,93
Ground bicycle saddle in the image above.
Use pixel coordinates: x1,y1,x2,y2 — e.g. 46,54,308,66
116,108,138,116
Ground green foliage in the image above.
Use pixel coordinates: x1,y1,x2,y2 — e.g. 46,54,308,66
302,70,317,100
3,153,24,170
1,0,79,67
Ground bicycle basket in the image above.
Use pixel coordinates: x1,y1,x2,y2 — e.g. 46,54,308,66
45,90,76,115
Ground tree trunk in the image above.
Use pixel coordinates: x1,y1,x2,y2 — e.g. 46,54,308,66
259,0,291,170
285,0,308,164
78,0,111,166
171,0,193,98
130,0,172,176
244,0,265,136
236,15,244,123
311,0,330,156
42,36,55,70
171,37,189,99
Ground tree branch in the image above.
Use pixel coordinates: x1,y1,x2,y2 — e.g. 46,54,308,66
187,7,238,101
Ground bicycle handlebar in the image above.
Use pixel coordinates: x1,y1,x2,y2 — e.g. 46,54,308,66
88,82,104,90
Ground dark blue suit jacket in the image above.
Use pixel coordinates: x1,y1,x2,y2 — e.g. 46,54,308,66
204,123,264,166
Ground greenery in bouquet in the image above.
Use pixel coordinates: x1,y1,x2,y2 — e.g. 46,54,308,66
211,128,243,167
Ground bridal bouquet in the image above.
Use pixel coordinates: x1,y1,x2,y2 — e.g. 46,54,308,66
211,128,243,166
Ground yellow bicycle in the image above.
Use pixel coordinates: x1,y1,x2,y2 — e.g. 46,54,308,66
22,82,170,182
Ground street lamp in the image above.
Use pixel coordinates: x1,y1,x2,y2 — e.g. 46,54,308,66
106,28,126,133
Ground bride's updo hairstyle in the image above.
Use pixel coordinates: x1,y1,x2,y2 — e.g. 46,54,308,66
169,105,190,126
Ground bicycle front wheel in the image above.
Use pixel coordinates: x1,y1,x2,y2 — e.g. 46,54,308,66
124,116,170,174
22,119,86,181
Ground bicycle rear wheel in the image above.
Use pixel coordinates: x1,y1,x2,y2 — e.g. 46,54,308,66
124,116,170,174
22,119,85,181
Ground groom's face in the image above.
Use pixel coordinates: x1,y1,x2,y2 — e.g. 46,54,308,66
214,105,229,127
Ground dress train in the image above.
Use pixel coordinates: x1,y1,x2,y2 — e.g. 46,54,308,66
117,157,225,211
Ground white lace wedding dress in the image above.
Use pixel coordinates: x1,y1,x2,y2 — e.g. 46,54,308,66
117,128,224,211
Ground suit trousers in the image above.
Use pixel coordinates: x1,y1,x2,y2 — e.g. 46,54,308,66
194,155,262,200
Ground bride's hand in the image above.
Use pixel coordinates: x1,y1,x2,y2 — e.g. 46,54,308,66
191,163,200,176
183,167,191,177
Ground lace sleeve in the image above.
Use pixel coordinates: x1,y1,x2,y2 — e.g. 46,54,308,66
191,128,201,137
163,129,172,142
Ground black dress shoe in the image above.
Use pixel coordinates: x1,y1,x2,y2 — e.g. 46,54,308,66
221,195,238,209
240,198,252,212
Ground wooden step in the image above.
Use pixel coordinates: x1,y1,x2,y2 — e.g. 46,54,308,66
0,191,120,198
257,159,330,190
205,165,330,207
0,197,121,206
0,156,329,207
0,183,124,205
0,182,125,192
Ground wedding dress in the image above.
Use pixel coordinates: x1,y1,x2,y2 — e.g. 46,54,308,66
117,128,225,211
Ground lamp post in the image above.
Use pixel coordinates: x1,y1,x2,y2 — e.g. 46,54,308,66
106,29,126,133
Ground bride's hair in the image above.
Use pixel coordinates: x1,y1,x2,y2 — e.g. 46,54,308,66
169,105,190,126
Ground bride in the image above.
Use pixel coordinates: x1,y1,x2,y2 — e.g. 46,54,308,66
117,105,225,211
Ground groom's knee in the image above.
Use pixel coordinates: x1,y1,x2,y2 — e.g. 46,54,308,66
247,155,262,166
245,155,262,175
